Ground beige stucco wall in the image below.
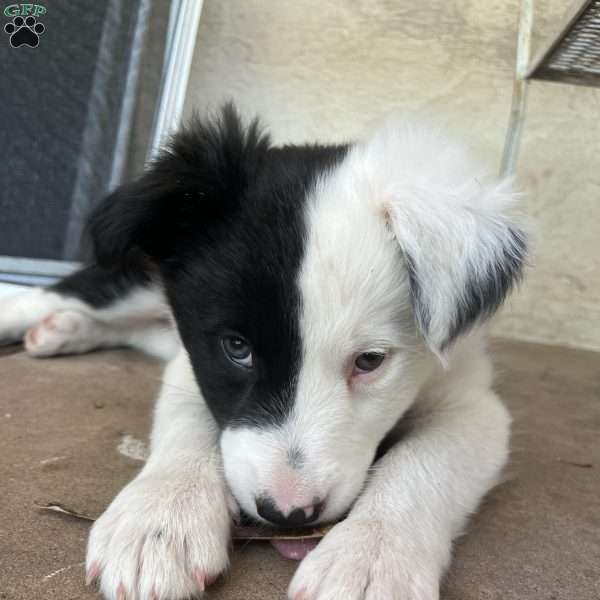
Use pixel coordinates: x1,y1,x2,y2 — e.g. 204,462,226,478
184,0,600,351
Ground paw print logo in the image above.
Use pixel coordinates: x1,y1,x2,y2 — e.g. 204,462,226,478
4,15,45,48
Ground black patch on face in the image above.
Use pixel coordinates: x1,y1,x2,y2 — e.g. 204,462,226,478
87,103,348,429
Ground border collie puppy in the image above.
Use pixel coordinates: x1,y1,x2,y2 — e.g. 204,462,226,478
0,104,526,600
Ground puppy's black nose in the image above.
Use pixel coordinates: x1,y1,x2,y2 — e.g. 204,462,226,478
255,496,323,528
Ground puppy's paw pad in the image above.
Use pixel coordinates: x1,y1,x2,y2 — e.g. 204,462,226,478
25,310,91,356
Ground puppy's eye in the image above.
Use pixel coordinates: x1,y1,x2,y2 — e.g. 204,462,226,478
353,352,385,374
222,336,253,368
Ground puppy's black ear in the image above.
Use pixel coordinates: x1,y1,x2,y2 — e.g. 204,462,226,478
88,103,270,266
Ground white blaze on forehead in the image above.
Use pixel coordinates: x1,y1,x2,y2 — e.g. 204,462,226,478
298,159,413,361
277,139,424,519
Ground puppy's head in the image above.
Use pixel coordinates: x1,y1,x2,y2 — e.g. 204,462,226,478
90,105,526,526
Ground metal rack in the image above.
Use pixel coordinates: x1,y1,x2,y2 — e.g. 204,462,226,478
501,0,600,175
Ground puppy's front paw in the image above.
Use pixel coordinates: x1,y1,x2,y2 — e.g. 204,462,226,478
86,468,231,599
288,519,440,600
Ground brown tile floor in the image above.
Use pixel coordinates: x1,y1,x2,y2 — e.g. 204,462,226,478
1,339,599,600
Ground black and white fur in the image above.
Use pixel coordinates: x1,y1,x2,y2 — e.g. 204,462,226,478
0,105,526,600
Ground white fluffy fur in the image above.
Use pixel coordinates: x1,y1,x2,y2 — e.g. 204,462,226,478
86,350,233,599
0,286,179,360
220,119,514,599
222,155,422,523
0,117,519,600
288,333,510,600
350,117,524,355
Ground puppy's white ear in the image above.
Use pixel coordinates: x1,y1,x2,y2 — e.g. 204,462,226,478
391,187,527,356
360,120,527,356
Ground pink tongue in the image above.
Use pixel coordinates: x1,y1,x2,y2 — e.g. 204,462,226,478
271,538,320,560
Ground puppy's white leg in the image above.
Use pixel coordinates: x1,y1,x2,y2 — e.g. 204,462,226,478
24,309,179,360
86,349,233,600
0,281,180,360
0,287,88,345
290,352,511,600
25,310,120,357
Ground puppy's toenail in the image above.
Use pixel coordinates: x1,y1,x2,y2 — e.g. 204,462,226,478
193,568,206,591
43,315,56,329
85,562,100,585
26,328,38,346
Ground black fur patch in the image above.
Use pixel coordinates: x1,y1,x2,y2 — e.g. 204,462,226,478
51,264,151,308
86,104,348,429
407,225,527,351
87,103,272,266
443,227,527,348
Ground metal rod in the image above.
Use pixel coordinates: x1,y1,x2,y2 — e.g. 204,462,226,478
147,0,204,161
108,0,153,191
500,0,534,177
